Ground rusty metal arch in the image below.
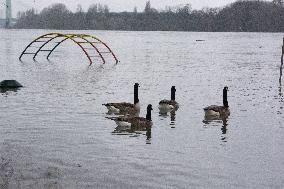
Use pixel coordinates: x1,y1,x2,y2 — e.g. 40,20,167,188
19,33,119,65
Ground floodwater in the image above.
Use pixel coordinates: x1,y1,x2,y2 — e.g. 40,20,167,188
0,29,283,189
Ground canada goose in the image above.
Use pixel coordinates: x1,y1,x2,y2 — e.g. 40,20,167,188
159,86,179,112
103,83,140,115
108,104,153,128
203,86,230,117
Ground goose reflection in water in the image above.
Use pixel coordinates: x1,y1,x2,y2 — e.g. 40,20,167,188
111,121,152,144
159,110,177,128
203,115,229,142
279,68,283,99
278,67,284,113
279,80,283,105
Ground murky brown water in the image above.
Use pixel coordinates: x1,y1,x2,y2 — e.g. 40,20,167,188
0,29,284,188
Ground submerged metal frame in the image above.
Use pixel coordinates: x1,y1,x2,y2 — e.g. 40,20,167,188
19,33,119,65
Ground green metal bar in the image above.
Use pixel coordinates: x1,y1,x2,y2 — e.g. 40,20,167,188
46,34,93,64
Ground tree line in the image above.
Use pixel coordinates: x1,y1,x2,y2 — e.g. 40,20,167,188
14,0,284,32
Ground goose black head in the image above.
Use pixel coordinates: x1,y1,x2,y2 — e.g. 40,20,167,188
146,104,153,121
171,86,176,101
134,83,139,88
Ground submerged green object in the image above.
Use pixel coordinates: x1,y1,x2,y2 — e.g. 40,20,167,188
0,80,23,88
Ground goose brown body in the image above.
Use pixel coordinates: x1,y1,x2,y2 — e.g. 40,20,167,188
159,100,179,109
159,86,179,112
108,104,153,128
103,83,140,115
204,87,230,117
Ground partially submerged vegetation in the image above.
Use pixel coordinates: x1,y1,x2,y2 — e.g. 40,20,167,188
14,0,284,32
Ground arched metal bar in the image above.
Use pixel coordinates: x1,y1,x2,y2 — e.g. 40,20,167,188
47,36,70,60
84,34,119,64
19,33,57,60
33,34,60,60
19,32,118,65
45,34,93,64
20,33,93,64
80,35,106,64
64,34,93,64
46,34,105,65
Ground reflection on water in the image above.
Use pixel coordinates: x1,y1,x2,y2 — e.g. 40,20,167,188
279,54,283,113
170,111,176,128
279,81,282,97
112,123,152,144
159,110,177,128
110,118,152,144
279,81,283,104
0,88,21,95
203,115,229,142
105,110,140,117
280,54,283,96
220,118,228,142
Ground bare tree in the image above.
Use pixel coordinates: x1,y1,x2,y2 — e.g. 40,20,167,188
273,0,284,6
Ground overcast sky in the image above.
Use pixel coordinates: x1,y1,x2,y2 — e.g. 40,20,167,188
0,0,241,17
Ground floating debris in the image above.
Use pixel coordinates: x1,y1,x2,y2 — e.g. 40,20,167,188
0,80,23,88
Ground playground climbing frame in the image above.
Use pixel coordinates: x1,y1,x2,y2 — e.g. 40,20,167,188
19,33,119,65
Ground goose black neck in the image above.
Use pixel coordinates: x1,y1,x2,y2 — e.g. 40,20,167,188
134,84,139,104
223,88,229,107
146,105,152,121
146,108,152,121
171,86,176,101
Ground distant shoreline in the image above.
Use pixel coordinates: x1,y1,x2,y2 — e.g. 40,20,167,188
12,1,284,32
2,28,283,34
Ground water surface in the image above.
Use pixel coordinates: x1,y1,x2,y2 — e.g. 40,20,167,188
0,29,283,189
